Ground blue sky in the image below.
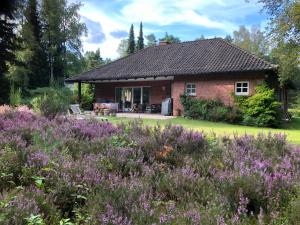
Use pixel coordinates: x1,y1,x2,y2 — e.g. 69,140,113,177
76,0,267,59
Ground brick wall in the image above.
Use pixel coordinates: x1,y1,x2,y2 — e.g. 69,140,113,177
171,73,265,116
95,80,171,104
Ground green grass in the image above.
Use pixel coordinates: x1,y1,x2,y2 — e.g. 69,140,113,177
106,116,300,145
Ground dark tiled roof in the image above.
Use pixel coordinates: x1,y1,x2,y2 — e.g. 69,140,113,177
66,38,277,82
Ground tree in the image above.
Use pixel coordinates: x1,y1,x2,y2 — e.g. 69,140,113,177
84,49,103,70
232,25,268,57
159,32,181,44
270,40,300,86
256,0,300,44
251,0,300,86
224,34,233,43
145,33,157,47
0,0,18,103
127,24,135,54
195,35,205,40
21,0,48,89
136,22,144,51
41,0,86,84
117,39,128,58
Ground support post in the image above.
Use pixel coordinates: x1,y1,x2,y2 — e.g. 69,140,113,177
78,81,82,105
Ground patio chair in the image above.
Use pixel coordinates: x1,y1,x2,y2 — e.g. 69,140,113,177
69,104,108,122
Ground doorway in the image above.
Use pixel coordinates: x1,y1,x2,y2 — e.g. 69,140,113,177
115,87,150,111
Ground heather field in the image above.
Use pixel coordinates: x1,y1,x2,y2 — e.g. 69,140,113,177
1,106,300,225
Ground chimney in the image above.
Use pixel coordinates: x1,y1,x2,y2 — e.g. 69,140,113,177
159,40,168,46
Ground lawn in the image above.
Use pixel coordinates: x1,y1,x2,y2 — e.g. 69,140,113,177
107,116,300,145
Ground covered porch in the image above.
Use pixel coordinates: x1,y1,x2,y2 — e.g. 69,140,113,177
76,76,174,115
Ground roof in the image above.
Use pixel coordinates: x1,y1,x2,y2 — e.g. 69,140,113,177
66,38,277,82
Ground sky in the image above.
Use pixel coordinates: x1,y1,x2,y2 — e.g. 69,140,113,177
75,0,268,59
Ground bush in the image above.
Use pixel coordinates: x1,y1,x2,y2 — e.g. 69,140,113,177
236,83,282,127
30,87,72,119
0,106,299,224
9,84,22,107
180,95,241,123
72,83,94,110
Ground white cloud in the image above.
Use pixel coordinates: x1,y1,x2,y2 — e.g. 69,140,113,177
79,1,129,59
79,0,265,59
120,0,235,30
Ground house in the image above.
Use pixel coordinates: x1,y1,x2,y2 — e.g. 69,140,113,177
66,38,280,116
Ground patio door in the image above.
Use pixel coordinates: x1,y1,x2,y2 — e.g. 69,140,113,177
133,87,142,105
115,87,151,112
122,88,132,111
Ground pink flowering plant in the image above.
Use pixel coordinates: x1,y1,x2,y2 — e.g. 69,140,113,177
0,105,300,224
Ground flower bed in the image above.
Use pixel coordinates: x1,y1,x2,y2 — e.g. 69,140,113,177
0,105,300,224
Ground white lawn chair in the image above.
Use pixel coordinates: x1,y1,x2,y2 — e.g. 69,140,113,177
69,104,108,122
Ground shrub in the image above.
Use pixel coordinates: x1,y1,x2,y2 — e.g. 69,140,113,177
72,83,94,110
9,84,22,107
236,83,282,127
180,95,241,123
30,87,72,119
0,106,299,224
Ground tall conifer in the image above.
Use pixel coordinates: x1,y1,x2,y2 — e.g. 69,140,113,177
136,22,144,50
127,24,135,54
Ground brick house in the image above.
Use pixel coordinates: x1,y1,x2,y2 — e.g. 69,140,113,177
66,38,280,116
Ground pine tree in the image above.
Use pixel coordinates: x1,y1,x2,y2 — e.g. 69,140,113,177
127,24,135,54
136,22,144,50
22,0,49,88
0,0,18,103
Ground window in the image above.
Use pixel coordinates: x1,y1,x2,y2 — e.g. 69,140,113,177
235,81,249,95
186,83,196,96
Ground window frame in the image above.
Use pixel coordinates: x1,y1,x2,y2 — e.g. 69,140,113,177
235,81,249,96
185,83,196,96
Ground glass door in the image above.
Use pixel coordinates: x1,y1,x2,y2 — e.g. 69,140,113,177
122,88,132,111
142,87,150,105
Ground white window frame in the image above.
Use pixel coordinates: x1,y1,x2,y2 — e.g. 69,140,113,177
235,81,249,96
185,83,196,96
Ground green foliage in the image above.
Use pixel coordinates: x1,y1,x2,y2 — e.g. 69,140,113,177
136,22,144,50
232,25,268,57
117,39,129,57
0,0,17,78
84,49,103,70
41,0,87,82
236,83,282,127
30,86,72,119
145,33,157,47
127,24,135,54
25,214,45,225
257,0,300,44
21,0,49,89
180,95,241,123
9,84,22,107
270,40,300,86
159,32,181,44
72,83,94,110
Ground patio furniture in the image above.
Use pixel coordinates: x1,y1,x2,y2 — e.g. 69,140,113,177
69,104,108,121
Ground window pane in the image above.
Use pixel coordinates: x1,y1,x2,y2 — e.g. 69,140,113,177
236,88,241,92
116,88,122,103
187,84,191,89
142,87,150,104
237,83,242,87
242,88,248,92
243,83,248,87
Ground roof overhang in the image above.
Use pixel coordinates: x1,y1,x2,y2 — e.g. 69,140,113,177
66,75,175,83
